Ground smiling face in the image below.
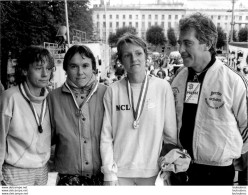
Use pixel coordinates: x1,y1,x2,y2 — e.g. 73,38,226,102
178,28,209,72
120,43,146,75
66,52,93,88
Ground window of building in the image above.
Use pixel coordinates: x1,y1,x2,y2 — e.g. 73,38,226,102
142,22,145,28
218,15,221,20
149,15,151,19
246,16,248,20
110,22,112,28
239,16,242,21
175,15,178,19
110,15,112,19
103,22,106,28
97,14,99,19
168,22,171,28
155,15,158,20
148,22,151,27
211,15,213,19
142,32,145,39
161,22,164,28
103,14,105,19
129,15,132,19
116,22,119,28
123,22,125,27
136,22,138,28
142,15,145,19
116,14,119,19
155,22,158,26
97,22,99,28
162,15,165,20
129,22,132,27
123,15,125,19
225,15,228,20
136,15,138,19
169,15,171,19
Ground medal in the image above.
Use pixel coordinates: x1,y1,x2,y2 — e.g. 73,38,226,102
76,109,82,117
133,120,139,129
19,83,47,134
126,72,149,130
38,125,43,133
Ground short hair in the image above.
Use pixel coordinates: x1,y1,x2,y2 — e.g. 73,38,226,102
179,12,218,54
16,45,55,84
63,45,96,71
116,33,148,63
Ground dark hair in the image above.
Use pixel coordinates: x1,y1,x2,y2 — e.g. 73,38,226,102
179,12,218,54
116,33,148,63
63,45,96,71
16,45,55,84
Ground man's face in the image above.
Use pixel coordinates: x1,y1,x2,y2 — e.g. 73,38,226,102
25,58,53,91
178,28,207,71
66,53,93,88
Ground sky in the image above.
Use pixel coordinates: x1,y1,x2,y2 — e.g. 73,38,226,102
89,0,248,8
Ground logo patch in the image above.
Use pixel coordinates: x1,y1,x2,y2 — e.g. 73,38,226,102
205,91,225,109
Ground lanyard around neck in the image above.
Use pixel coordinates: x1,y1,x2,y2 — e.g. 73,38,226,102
126,72,149,129
65,80,99,117
19,84,46,133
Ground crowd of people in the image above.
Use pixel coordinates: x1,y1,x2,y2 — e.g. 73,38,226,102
0,12,247,186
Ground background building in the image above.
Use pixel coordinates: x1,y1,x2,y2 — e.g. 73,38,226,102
91,0,248,41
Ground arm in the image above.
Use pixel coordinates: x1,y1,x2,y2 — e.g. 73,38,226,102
100,89,118,183
233,78,248,154
0,94,12,182
161,83,178,155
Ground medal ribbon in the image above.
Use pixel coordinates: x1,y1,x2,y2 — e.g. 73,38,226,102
19,84,46,133
126,72,149,125
65,80,99,115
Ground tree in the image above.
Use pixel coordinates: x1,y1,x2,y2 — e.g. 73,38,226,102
146,26,166,49
216,26,226,49
0,0,93,87
238,27,248,42
167,28,177,46
107,26,137,47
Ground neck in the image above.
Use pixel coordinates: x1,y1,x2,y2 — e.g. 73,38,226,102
193,53,212,73
127,71,146,83
26,80,42,97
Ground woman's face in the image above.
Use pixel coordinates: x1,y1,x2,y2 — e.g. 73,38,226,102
120,43,146,75
66,53,93,88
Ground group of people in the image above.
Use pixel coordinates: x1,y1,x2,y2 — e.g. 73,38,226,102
0,13,247,186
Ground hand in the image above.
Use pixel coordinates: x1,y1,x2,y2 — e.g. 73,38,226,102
173,156,191,173
103,180,118,186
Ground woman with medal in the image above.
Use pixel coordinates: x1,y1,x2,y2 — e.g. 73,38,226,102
47,45,107,185
100,33,179,185
0,46,54,185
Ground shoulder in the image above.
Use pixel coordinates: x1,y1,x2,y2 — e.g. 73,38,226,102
1,86,20,100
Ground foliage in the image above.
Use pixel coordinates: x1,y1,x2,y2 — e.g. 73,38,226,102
108,26,137,46
0,0,92,56
167,28,177,46
238,27,248,42
216,26,226,49
146,26,166,46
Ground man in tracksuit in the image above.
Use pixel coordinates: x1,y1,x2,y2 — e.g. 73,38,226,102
171,12,248,185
